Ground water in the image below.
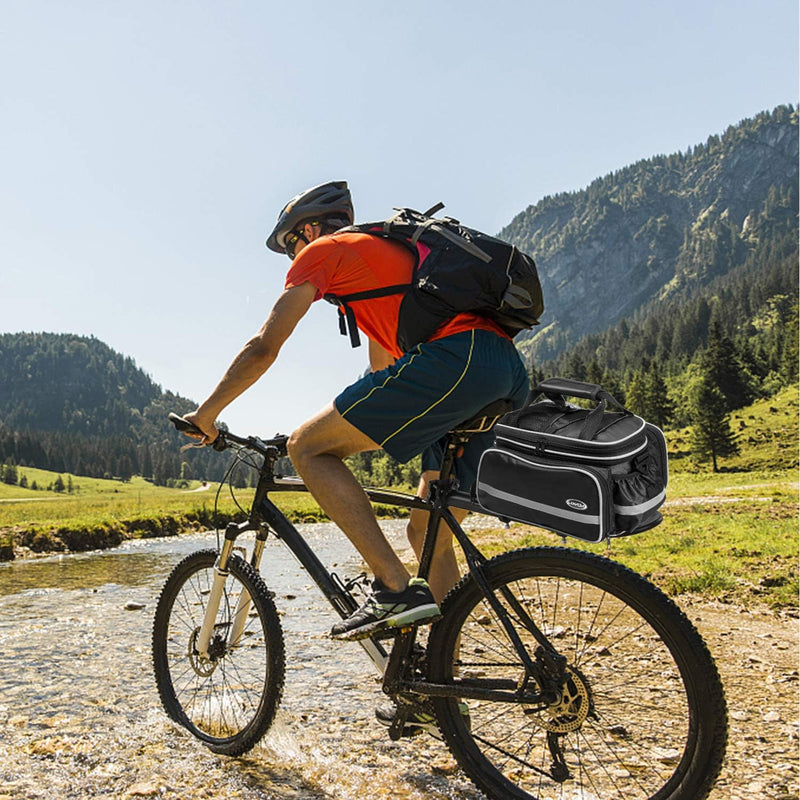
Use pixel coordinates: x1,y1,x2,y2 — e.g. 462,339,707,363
0,523,483,800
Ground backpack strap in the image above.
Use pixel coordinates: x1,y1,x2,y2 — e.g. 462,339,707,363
324,284,410,348
384,207,494,263
424,202,445,216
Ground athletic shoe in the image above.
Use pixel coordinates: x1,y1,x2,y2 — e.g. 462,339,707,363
375,701,471,740
330,578,440,641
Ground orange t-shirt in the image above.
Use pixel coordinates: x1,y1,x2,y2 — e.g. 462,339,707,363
284,231,509,359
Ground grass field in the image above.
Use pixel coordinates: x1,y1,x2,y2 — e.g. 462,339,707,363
0,470,324,528
1,389,797,608
0,467,329,556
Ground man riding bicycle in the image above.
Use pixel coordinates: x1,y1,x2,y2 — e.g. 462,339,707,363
184,180,528,644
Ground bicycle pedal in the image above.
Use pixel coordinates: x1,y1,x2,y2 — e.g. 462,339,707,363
373,625,413,641
388,710,409,741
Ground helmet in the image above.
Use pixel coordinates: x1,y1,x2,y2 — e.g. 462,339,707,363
266,180,354,253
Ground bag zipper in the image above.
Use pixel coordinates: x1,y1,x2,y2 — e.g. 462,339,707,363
495,433,648,463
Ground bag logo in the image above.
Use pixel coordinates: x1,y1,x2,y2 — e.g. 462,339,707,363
566,498,588,511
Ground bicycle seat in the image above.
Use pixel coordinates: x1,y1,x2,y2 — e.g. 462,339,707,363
451,399,514,435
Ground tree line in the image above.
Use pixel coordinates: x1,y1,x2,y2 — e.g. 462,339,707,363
506,105,798,364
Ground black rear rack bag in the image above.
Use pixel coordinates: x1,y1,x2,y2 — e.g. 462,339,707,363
475,378,668,543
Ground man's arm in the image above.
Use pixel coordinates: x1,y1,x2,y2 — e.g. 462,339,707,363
186,282,316,440
368,338,396,372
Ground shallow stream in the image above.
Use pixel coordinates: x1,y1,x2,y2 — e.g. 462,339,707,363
0,523,482,800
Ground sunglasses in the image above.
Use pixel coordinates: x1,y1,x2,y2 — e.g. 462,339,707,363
284,221,322,258
284,229,303,259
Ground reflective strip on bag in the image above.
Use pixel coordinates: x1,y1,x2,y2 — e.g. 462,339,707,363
614,490,667,516
478,484,601,525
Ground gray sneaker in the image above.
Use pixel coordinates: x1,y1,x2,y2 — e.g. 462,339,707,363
330,578,440,641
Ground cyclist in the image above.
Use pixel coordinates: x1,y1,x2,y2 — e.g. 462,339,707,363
184,180,528,644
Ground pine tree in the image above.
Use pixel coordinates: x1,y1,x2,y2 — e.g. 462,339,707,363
585,359,605,387
779,302,799,384
1,459,17,486
687,374,739,472
600,369,626,405
644,362,673,428
625,369,648,417
701,321,753,411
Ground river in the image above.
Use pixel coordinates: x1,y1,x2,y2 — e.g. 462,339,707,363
0,522,483,800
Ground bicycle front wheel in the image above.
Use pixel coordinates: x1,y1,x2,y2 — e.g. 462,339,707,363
426,547,727,800
152,549,285,756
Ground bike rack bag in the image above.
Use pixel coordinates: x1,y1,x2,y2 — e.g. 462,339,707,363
475,378,668,542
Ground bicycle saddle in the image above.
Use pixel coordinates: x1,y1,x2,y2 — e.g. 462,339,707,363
452,399,514,434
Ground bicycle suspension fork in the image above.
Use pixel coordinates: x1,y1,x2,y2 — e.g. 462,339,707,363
195,520,264,660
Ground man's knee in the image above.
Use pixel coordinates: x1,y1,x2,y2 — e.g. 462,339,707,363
287,404,380,466
286,425,308,466
286,419,330,469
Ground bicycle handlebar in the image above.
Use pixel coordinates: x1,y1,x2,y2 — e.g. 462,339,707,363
168,413,289,457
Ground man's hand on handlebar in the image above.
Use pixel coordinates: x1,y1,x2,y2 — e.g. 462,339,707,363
180,411,220,446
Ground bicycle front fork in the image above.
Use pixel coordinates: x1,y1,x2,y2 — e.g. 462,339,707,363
195,520,265,660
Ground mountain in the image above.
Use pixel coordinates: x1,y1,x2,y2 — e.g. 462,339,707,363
0,333,218,483
504,105,798,364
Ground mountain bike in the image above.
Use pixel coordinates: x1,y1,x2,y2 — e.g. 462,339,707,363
152,405,727,800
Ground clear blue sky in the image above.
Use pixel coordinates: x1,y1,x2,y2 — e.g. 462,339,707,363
2,1,797,435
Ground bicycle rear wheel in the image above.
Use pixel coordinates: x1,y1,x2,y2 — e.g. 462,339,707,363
426,547,727,800
152,549,285,756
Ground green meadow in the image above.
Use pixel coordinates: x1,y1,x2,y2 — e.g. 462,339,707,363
1,389,797,608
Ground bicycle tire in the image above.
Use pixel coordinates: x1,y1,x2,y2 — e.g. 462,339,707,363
152,549,285,756
426,547,727,800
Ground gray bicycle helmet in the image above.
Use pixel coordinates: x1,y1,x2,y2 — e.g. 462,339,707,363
266,180,354,254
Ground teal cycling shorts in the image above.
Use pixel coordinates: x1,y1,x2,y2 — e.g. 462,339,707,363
334,329,529,490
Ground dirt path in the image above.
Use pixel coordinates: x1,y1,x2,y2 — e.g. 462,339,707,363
679,597,799,799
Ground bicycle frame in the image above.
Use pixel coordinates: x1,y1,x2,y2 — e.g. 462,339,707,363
189,424,562,713
196,473,483,671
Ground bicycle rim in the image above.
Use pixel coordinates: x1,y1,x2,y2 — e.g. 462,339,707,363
427,547,727,800
152,549,285,755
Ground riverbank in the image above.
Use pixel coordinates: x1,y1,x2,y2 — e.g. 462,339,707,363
1,469,797,608
0,487,405,561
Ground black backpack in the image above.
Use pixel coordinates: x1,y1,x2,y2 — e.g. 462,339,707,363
323,205,544,353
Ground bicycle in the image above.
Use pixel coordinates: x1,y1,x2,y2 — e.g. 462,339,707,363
152,404,728,800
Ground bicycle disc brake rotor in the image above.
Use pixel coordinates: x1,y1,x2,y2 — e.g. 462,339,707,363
187,627,227,677
530,666,592,734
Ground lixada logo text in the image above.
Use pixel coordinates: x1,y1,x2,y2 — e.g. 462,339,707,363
566,498,588,511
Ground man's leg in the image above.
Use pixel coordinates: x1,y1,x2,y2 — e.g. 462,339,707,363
287,402,410,593
406,470,467,604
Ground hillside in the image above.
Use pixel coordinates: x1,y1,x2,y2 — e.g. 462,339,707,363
0,333,218,484
505,105,798,363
